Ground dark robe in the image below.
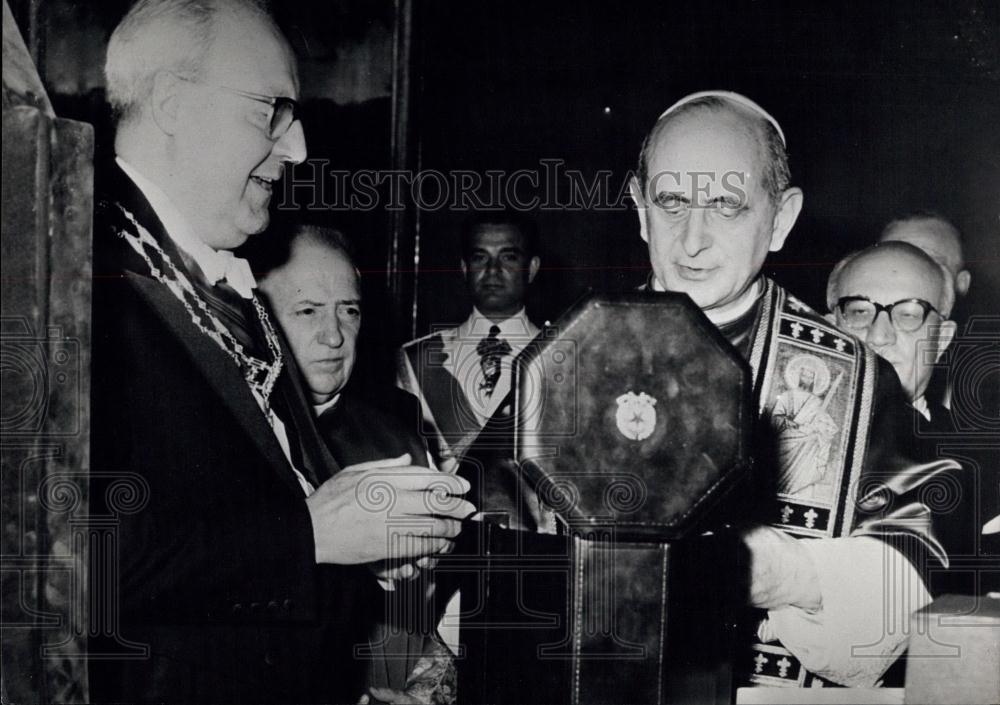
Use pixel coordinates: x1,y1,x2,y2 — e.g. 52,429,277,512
315,388,441,695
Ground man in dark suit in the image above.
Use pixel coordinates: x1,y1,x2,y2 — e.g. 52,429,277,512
89,2,472,702
827,241,998,595
256,225,458,704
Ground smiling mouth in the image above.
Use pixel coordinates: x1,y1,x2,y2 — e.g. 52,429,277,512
250,175,275,192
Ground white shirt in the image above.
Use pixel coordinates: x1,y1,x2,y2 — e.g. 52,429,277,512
117,157,313,496
442,307,540,425
116,158,256,298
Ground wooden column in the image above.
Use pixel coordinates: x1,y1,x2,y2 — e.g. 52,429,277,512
2,1,93,702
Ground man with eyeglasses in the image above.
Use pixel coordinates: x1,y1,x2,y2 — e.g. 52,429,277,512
90,1,472,702
826,241,957,414
826,242,998,593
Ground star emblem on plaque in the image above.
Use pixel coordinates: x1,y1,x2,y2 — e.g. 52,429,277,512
615,391,658,441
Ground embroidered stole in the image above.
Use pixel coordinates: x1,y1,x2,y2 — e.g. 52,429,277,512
741,279,878,688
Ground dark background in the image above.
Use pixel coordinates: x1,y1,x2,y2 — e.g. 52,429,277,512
410,0,999,328
18,0,999,390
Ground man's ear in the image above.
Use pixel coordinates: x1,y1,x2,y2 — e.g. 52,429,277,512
768,187,804,253
150,71,182,136
527,255,541,284
459,258,468,279
933,319,958,362
823,312,837,326
956,270,971,297
628,176,649,244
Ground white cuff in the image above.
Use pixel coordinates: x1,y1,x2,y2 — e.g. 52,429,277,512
759,537,931,686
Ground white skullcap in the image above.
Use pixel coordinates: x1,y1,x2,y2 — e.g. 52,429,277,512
658,90,786,147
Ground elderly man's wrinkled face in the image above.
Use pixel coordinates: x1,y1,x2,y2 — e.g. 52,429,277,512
633,109,801,312
261,240,361,404
171,9,306,250
832,248,956,402
462,225,540,319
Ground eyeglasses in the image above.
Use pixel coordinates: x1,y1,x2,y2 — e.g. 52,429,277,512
835,296,941,333
175,75,298,140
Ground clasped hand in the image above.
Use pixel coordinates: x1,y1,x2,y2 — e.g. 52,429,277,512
742,525,822,612
306,453,476,566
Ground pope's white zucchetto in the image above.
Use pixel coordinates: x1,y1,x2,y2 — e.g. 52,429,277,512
658,90,786,147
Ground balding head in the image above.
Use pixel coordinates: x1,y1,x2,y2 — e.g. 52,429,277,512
827,241,957,402
637,95,790,203
879,214,970,297
630,93,803,313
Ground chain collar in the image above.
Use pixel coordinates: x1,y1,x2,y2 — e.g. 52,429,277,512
113,205,284,410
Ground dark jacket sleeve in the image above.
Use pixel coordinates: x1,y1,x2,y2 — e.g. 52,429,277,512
849,356,977,595
90,270,323,625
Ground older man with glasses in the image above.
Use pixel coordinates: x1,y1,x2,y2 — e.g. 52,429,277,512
90,1,472,702
826,241,957,417
827,239,999,599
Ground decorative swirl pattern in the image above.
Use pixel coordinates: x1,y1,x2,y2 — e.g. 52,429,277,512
917,473,963,514
357,477,398,513
536,476,580,515
422,479,460,515
951,345,1000,432
603,475,647,514
39,476,85,514
854,477,893,512
0,343,47,431
105,476,150,515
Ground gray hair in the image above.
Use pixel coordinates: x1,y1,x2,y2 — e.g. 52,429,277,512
105,0,271,124
826,241,955,319
250,223,359,281
637,95,791,203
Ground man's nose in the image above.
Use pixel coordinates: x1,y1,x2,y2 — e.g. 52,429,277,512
865,310,896,348
680,209,711,257
273,120,307,165
485,257,503,275
318,317,344,348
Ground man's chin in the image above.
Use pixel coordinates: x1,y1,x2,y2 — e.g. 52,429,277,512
658,277,720,310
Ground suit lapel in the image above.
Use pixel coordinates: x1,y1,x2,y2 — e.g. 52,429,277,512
102,165,309,497
125,272,307,496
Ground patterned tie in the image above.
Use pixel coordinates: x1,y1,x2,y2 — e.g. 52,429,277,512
193,274,315,485
476,325,511,397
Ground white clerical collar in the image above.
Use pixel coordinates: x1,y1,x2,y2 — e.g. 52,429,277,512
651,276,764,327
460,307,536,339
116,157,257,299
312,394,341,417
912,396,931,421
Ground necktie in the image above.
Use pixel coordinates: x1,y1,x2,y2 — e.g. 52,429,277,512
192,274,316,486
200,278,261,357
476,325,511,397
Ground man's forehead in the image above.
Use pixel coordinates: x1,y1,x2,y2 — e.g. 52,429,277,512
201,8,298,96
267,242,357,295
471,225,525,249
841,250,943,303
647,111,764,190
